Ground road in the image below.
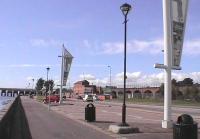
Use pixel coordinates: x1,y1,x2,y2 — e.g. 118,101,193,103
21,97,113,139
50,99,200,139
53,99,200,125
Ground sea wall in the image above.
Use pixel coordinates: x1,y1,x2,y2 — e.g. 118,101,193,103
0,96,32,139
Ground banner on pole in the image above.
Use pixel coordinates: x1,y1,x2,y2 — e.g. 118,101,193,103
62,46,73,86
172,0,188,67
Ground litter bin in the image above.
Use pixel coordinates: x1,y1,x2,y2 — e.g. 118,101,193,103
173,114,198,139
85,103,96,122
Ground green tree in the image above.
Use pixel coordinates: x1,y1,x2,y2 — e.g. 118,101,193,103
44,80,54,92
35,78,45,94
178,78,193,86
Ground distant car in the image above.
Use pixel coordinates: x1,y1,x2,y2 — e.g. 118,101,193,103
77,96,83,100
43,95,60,103
83,94,93,102
62,96,66,100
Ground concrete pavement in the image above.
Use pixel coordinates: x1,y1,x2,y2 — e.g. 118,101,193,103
22,97,200,139
21,97,113,139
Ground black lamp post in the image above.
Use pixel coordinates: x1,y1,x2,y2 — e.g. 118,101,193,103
120,3,132,126
108,65,112,87
46,67,51,110
46,67,50,97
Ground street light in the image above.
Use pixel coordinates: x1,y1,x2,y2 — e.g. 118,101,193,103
46,67,50,111
108,66,112,87
120,3,132,126
32,78,35,96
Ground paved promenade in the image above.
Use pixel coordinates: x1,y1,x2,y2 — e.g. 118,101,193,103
22,97,200,139
21,97,113,139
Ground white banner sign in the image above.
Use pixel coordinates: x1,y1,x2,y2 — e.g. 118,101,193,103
172,0,189,67
62,47,73,86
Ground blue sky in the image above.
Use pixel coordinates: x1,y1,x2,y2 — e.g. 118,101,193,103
0,0,200,88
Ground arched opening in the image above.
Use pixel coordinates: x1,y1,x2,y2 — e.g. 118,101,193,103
13,91,18,97
25,91,30,96
143,90,153,99
7,91,12,97
126,90,132,98
133,90,142,99
118,91,123,99
1,90,6,96
19,91,24,96
155,90,161,98
111,91,117,98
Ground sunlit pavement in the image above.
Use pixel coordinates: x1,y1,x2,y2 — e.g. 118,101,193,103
49,99,200,139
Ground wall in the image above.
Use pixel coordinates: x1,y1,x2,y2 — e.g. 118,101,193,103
0,96,32,139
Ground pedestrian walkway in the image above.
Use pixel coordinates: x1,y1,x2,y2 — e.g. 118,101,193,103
21,97,113,139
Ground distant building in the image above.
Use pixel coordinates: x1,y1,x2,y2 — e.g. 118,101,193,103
73,80,96,96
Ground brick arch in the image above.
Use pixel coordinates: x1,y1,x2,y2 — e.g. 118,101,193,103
133,90,142,99
143,90,153,98
111,91,117,98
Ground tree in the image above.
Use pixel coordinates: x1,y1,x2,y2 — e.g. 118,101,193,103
171,79,179,100
35,78,45,94
159,83,164,97
177,78,193,86
44,80,54,92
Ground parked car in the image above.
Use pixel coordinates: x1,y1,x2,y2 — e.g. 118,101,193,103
43,95,60,103
76,96,83,100
83,94,93,102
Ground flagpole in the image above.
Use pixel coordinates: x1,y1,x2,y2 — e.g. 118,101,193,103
59,45,64,104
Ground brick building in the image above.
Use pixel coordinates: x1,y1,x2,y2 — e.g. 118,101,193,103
73,80,96,96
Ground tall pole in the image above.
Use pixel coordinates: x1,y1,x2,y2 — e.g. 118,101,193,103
162,0,173,128
119,3,131,127
59,47,64,104
121,13,128,126
46,67,50,111
108,66,112,86
32,78,34,96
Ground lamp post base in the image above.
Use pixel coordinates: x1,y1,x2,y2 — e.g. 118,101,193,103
118,122,129,127
109,125,139,134
162,120,173,128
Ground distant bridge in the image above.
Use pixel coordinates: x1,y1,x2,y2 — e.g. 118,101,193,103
0,88,36,97
110,87,161,99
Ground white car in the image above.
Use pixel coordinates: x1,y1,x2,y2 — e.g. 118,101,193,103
83,94,93,102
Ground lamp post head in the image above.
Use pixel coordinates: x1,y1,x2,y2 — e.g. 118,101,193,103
120,3,132,16
46,67,50,71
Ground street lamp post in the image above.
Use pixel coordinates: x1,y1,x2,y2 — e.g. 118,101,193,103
108,66,112,87
46,67,50,111
120,3,132,126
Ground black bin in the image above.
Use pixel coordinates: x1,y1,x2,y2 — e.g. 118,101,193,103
85,103,96,122
173,114,198,139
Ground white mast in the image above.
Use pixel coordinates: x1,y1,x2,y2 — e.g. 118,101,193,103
59,45,64,104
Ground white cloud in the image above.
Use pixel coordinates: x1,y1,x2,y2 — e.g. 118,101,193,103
0,64,59,68
184,39,200,55
81,38,200,56
30,39,67,47
26,76,34,81
83,40,92,48
75,71,200,87
101,39,163,55
79,74,96,81
73,64,107,68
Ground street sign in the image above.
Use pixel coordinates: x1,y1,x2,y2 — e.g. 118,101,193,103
172,0,189,67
